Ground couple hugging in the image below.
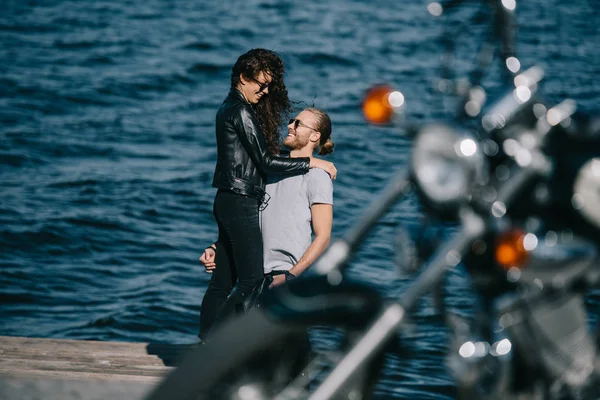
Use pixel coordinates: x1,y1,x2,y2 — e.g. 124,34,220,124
198,48,337,342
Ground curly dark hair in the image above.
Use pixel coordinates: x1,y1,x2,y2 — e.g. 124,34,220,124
231,49,292,155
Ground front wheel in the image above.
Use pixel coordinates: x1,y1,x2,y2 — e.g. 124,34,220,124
146,310,384,400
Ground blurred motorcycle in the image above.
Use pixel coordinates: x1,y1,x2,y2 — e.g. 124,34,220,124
147,1,600,399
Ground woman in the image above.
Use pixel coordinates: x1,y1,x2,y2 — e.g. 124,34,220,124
199,49,336,340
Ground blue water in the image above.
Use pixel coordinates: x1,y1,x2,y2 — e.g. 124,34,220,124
1,0,599,398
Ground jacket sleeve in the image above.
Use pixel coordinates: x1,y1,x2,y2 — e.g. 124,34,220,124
232,104,310,175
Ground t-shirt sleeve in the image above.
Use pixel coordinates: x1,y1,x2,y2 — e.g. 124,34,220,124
307,169,333,206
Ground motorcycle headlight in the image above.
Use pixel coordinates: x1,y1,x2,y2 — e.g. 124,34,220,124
573,157,600,230
411,123,487,217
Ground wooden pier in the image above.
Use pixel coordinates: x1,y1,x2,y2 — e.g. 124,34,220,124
0,336,194,399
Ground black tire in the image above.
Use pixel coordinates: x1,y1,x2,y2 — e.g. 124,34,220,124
146,310,311,400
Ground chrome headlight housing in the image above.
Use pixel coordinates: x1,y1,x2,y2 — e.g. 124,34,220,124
573,158,600,230
411,123,487,217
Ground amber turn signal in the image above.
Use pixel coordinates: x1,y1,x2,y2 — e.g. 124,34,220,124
495,229,529,270
363,85,395,125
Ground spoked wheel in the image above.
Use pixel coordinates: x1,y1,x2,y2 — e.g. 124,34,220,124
146,310,316,400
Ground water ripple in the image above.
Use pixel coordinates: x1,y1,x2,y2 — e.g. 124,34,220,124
1,0,599,398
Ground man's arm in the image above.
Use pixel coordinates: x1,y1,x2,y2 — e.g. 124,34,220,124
289,203,332,277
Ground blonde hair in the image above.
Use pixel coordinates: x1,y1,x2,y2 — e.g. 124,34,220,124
305,107,334,156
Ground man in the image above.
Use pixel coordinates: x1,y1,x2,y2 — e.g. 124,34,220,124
199,107,335,340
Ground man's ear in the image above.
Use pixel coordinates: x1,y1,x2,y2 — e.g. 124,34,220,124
239,73,248,85
311,131,321,143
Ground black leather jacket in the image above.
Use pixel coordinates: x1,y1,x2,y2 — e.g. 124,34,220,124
211,89,310,201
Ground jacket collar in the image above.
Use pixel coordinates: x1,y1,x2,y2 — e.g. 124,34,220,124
229,88,249,104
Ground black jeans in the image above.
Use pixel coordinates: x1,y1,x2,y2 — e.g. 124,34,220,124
199,190,264,340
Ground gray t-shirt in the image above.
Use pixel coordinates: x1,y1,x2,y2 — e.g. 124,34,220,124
260,168,333,273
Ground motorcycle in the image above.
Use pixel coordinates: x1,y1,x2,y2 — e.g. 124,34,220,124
147,1,600,399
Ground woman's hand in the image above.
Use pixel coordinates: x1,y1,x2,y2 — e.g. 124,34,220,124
199,246,216,273
310,158,337,180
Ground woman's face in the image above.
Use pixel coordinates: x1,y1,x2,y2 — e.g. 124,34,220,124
239,71,272,104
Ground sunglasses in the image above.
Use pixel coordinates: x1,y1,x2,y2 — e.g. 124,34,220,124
289,118,318,132
250,77,271,93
